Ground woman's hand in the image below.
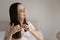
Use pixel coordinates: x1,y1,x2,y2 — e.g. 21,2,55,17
22,24,30,31
9,24,21,35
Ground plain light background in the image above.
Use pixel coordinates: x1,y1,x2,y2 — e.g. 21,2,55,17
0,0,60,40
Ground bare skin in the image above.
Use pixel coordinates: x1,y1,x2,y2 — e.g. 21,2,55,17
4,4,43,40
5,24,43,40
4,24,21,40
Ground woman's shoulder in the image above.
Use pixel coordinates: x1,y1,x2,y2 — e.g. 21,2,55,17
27,21,35,29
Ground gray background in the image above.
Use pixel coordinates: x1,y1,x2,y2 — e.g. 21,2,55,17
0,0,60,40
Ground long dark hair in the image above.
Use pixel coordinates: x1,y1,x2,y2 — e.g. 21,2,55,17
9,2,28,39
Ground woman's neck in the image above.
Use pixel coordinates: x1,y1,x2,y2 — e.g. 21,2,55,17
19,19,24,26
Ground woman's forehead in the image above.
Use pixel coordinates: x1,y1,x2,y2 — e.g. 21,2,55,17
18,5,25,10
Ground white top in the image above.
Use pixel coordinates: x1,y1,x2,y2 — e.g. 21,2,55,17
5,21,36,40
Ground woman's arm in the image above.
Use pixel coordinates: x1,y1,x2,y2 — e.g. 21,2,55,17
4,32,12,40
29,28,43,40
22,24,43,40
4,25,21,40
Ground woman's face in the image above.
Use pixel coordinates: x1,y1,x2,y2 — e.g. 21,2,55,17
17,4,28,20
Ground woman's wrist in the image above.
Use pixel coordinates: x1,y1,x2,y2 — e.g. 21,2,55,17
5,32,12,40
8,30,13,36
29,28,33,33
8,31,13,37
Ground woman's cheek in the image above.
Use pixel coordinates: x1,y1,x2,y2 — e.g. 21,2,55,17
26,14,28,18
21,14,25,19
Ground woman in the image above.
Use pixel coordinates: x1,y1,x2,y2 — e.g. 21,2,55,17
4,2,43,40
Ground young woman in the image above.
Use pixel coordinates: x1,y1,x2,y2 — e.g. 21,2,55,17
4,2,43,40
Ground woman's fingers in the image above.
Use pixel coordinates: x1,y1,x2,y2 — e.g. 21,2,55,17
10,23,14,28
10,23,30,34
10,24,21,34
22,24,29,31
14,25,21,31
